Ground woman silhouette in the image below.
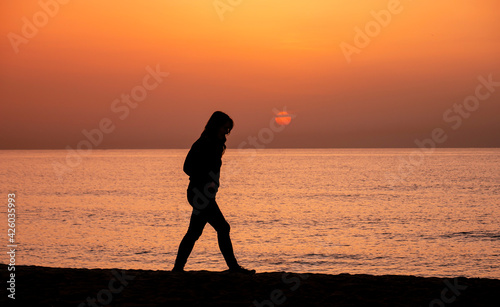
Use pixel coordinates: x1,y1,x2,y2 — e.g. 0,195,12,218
173,111,254,274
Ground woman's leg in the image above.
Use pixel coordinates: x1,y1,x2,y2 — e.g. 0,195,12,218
205,200,239,269
173,211,207,270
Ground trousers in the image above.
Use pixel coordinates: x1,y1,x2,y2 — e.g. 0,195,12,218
173,184,239,270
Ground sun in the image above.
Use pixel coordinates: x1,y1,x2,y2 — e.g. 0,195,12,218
275,111,292,125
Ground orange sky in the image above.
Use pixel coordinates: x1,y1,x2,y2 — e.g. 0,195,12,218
1,0,499,149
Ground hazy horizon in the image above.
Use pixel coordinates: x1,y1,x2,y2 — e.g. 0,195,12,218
1,146,500,150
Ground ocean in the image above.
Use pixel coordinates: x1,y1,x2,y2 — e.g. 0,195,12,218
1,148,499,278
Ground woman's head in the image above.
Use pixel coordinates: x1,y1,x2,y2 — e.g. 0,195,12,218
201,111,233,149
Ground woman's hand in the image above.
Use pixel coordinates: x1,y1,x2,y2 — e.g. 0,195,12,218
205,181,218,197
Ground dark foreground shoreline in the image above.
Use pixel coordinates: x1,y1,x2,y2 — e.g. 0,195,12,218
1,264,499,306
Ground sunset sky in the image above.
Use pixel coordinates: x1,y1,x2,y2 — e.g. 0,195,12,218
1,0,499,149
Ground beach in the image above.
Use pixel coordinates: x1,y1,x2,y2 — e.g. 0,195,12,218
2,264,499,306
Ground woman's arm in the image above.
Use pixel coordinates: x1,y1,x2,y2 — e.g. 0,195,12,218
183,138,222,185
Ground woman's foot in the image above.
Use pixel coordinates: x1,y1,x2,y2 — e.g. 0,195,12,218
171,266,185,272
228,266,256,275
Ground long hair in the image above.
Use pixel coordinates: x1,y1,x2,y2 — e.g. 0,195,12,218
200,111,233,155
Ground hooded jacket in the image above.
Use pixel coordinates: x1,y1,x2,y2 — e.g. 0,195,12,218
183,135,224,188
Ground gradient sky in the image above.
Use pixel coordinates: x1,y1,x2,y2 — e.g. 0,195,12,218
1,0,499,149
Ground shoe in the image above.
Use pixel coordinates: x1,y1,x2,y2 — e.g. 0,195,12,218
228,266,256,275
171,266,185,272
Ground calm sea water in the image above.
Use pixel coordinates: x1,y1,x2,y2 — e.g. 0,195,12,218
0,149,499,278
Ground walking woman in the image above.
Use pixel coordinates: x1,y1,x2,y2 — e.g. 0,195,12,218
172,111,254,274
